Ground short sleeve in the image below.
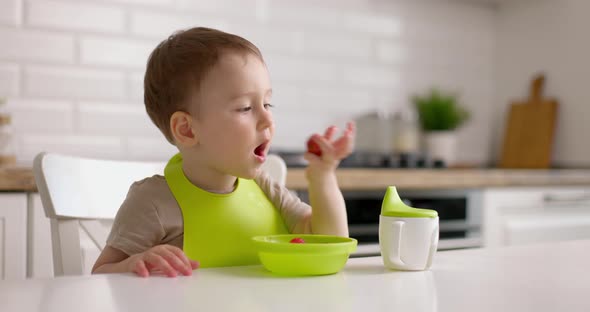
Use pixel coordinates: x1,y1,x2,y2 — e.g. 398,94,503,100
106,179,167,256
255,172,311,233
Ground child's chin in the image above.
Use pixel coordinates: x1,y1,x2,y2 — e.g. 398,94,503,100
236,168,259,180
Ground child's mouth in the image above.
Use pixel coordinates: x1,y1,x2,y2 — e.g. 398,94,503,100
254,142,267,160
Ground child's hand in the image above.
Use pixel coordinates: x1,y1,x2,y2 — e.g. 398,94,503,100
304,122,355,173
127,244,199,278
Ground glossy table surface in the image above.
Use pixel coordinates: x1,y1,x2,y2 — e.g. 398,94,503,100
1,240,589,312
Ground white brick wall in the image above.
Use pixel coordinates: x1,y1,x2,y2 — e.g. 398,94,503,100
77,101,159,136
0,63,19,96
125,137,178,161
100,0,173,5
24,65,126,99
130,10,227,39
227,26,302,55
26,0,126,33
127,71,144,100
1,0,496,165
19,134,123,162
6,99,74,133
0,28,74,63
375,41,406,65
79,36,157,68
0,0,22,26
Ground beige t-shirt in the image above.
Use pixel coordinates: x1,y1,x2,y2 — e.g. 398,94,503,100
106,172,311,256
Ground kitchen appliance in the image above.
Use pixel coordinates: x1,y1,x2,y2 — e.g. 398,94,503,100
275,151,446,169
499,74,558,168
354,110,394,154
354,109,421,159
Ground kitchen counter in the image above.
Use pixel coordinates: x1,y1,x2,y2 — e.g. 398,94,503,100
3,166,590,192
1,239,589,312
287,168,590,190
0,166,36,192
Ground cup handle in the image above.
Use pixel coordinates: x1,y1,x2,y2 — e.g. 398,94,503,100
425,224,439,269
389,221,405,268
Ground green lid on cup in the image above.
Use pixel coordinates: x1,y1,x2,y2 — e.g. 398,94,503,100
381,186,438,218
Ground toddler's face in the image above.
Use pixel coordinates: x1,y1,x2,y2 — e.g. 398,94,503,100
189,52,274,179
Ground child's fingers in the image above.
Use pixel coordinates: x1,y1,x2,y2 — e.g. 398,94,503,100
303,151,321,163
338,122,355,142
323,126,338,141
312,135,336,158
345,121,356,134
133,260,149,278
166,246,194,274
346,122,356,141
149,268,165,275
334,139,354,158
189,260,200,270
159,249,191,276
146,253,177,277
333,123,356,157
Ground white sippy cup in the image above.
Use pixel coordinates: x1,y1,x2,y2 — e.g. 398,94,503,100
379,186,439,271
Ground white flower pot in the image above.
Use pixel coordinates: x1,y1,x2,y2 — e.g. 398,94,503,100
424,131,457,166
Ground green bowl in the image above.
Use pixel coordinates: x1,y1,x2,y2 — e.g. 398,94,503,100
252,234,357,276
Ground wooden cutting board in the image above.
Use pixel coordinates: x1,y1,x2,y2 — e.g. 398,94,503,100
499,74,558,168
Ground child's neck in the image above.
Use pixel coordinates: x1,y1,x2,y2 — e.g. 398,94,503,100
181,154,237,194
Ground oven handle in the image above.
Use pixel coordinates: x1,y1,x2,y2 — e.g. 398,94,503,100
543,193,590,205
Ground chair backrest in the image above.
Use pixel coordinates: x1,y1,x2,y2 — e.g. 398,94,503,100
33,152,287,276
33,152,167,276
260,154,288,187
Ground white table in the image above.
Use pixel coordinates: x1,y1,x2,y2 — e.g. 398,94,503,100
2,240,589,312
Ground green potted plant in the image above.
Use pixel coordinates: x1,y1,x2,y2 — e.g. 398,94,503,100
412,88,469,166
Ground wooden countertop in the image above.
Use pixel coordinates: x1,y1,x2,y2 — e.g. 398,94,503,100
3,166,590,192
0,166,36,192
286,168,590,190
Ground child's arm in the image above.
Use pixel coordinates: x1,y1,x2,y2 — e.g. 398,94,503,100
300,122,355,237
92,245,199,277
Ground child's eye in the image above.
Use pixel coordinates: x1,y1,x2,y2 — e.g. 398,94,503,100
264,103,274,109
238,107,252,112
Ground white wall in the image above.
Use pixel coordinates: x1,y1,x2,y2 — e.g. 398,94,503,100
495,0,590,167
0,0,495,165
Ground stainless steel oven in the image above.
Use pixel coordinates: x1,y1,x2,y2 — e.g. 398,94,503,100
342,189,483,257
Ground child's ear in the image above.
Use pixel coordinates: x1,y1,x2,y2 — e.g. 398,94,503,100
170,111,198,147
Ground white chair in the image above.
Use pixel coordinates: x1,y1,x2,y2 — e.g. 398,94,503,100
33,153,167,276
260,154,288,187
33,152,287,276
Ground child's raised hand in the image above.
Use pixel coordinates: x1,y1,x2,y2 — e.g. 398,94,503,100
304,121,355,172
127,244,199,278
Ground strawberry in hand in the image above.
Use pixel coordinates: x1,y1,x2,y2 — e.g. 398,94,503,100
304,122,356,172
306,137,322,157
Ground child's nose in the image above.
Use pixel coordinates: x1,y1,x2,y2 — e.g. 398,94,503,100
257,109,273,131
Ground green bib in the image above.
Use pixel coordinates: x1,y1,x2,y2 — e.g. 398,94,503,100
164,153,289,268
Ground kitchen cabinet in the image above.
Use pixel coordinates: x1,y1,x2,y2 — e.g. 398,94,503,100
0,192,58,280
0,193,27,280
482,187,590,247
28,193,54,278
